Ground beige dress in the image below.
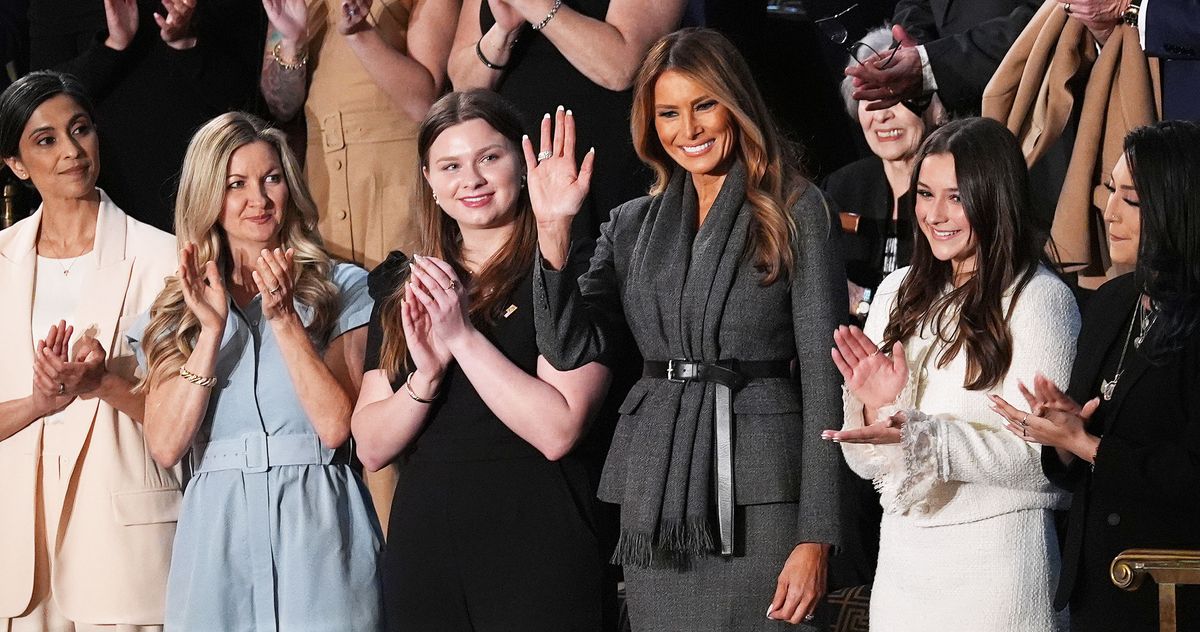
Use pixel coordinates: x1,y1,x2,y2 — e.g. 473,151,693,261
304,0,422,270
303,0,422,533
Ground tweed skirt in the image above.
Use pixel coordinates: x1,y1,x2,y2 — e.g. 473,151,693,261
623,502,823,632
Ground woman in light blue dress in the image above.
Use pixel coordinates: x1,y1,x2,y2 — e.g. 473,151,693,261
130,111,381,631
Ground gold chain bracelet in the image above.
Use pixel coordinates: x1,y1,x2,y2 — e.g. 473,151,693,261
271,41,309,71
179,366,217,389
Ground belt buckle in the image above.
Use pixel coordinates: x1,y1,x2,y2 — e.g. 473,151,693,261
243,434,269,474
666,359,694,383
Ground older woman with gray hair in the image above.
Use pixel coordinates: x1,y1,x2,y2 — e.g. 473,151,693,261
824,25,944,322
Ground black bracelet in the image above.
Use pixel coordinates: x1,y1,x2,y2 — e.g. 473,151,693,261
475,38,507,70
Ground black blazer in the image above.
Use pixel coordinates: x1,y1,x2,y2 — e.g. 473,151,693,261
1043,274,1200,632
822,155,915,293
893,0,1041,114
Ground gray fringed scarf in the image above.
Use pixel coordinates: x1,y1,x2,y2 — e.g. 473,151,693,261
612,162,753,567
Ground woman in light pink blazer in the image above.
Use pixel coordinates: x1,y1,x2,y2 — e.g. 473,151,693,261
0,72,178,630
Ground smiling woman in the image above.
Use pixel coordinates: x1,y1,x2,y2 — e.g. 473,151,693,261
132,111,382,631
828,117,1082,631
351,90,610,631
0,71,179,631
529,28,847,631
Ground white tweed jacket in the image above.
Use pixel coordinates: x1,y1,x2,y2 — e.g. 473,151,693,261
841,265,1079,526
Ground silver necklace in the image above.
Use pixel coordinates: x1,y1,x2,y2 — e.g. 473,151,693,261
1100,296,1156,401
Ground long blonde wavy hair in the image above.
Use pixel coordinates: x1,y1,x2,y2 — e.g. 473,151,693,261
632,28,806,285
139,112,340,388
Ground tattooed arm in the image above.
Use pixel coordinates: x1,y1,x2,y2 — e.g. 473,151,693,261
260,0,310,122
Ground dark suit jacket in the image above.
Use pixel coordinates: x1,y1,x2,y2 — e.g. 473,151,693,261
1145,0,1200,120
894,0,1041,114
1043,273,1200,631
822,155,915,292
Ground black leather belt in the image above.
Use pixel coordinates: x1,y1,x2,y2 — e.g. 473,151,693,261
643,359,791,555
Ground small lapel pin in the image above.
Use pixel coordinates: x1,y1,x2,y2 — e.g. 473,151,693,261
503,304,518,318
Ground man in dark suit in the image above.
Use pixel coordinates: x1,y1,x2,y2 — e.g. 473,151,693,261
844,0,1041,116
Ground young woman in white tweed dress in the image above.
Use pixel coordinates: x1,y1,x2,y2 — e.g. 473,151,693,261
825,118,1079,631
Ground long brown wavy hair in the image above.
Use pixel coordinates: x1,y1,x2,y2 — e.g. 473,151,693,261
881,118,1048,390
139,112,340,388
631,27,807,285
376,91,537,380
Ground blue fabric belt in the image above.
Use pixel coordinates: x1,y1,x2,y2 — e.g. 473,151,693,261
191,433,333,474
189,433,339,631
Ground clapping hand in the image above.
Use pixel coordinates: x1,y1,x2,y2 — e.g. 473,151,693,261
156,0,198,49
30,321,78,416
252,247,298,324
991,373,1101,462
523,106,595,226
178,242,229,334
831,325,907,410
844,24,923,111
406,255,475,349
34,327,109,400
263,0,308,44
103,0,139,51
337,0,373,35
399,259,453,383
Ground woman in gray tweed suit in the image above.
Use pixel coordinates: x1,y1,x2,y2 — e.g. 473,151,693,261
525,28,847,630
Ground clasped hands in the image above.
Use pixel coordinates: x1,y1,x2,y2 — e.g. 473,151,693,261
989,373,1101,464
30,320,109,417
399,255,476,393
843,24,924,111
823,325,909,444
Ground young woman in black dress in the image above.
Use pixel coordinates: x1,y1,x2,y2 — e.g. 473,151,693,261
350,89,610,631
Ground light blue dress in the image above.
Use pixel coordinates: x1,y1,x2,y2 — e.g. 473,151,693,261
129,263,382,632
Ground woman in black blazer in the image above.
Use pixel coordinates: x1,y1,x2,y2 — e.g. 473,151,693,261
992,120,1200,631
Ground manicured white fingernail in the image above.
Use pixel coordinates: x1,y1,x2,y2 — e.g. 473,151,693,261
557,104,564,111
523,134,529,140
543,113,550,119
566,109,573,116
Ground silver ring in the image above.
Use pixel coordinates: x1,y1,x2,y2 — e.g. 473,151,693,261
1063,2,1071,13
447,280,458,291
1021,413,1029,427
58,382,66,396
804,613,816,622
536,150,553,162
268,286,281,295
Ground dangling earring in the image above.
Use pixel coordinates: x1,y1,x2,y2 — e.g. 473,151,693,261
432,193,439,204
521,175,527,188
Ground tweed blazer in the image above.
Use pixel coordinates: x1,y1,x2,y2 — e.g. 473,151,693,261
534,167,848,546
0,191,180,624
